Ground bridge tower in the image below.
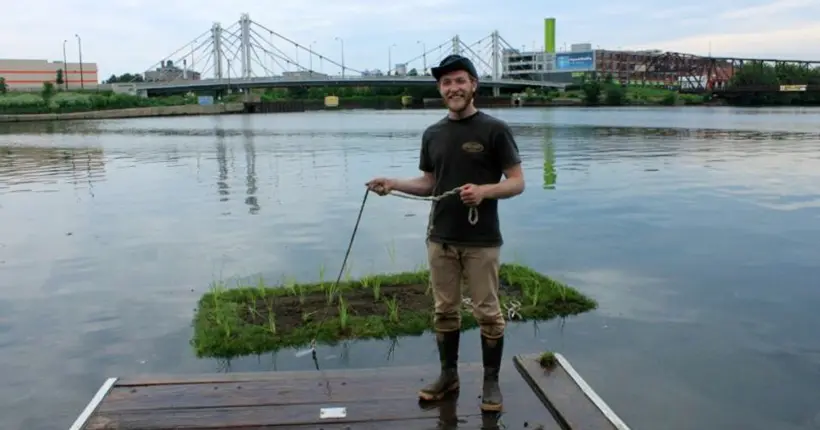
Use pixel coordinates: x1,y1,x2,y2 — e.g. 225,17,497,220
239,13,252,79
491,30,501,96
211,22,223,79
451,36,461,56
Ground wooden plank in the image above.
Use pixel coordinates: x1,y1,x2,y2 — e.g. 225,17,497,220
513,353,631,430
82,361,561,430
112,362,491,387
99,364,485,412
87,398,481,429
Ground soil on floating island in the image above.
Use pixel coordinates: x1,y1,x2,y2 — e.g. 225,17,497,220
191,263,597,358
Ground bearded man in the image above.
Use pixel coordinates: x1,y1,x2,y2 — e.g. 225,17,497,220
365,55,525,412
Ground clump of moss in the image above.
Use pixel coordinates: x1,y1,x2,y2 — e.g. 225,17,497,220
538,351,558,369
191,263,597,358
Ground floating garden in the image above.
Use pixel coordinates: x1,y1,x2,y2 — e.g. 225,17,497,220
191,262,598,358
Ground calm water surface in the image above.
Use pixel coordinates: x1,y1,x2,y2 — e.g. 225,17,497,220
1,106,820,430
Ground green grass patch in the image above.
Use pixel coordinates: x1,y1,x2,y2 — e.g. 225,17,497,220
538,351,558,369
191,263,598,359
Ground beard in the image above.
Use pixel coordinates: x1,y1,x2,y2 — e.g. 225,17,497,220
444,90,474,112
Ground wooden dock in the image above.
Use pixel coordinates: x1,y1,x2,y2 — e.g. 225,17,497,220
70,353,629,430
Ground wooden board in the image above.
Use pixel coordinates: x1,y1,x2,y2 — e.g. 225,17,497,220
76,361,562,429
514,353,631,430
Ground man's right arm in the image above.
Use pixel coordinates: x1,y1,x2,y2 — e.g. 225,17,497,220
391,172,435,196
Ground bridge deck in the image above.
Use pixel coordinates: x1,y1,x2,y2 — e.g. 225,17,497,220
71,353,628,430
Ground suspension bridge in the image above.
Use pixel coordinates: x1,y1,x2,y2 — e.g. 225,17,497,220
127,13,566,95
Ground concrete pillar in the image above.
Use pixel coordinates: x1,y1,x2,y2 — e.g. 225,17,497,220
491,30,500,81
212,22,223,79
240,13,252,79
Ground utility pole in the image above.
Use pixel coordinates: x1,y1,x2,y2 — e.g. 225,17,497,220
417,40,426,74
75,34,84,89
309,41,316,73
62,39,69,90
388,44,396,75
335,37,345,77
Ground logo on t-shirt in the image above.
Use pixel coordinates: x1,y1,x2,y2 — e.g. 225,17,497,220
461,141,484,153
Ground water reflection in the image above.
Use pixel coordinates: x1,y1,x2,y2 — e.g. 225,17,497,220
215,130,229,203
542,127,557,189
0,145,104,197
243,123,260,215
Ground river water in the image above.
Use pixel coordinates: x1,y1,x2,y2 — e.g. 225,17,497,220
1,106,819,430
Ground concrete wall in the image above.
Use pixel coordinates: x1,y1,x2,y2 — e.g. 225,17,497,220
0,58,99,91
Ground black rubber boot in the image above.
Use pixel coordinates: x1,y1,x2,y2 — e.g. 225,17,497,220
418,330,460,401
480,334,504,412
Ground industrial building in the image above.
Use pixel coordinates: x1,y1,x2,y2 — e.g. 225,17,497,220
144,60,201,82
501,17,709,87
0,58,98,90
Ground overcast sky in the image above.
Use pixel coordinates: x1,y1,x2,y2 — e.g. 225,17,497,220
2,0,818,79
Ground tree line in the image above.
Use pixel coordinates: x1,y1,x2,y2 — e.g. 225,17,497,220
727,62,820,105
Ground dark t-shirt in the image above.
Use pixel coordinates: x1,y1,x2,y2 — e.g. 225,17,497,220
419,110,521,247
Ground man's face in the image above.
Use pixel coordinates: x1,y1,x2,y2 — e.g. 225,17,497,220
437,69,476,112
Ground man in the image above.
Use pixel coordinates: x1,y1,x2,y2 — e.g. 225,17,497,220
365,55,525,412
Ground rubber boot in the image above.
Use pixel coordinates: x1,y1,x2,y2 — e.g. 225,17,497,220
480,334,504,412
418,330,460,401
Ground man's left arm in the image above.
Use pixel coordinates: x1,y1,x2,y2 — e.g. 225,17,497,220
483,123,525,199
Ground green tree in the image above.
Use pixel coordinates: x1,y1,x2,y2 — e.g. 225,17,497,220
726,61,820,106
604,84,625,105
103,73,145,83
0,77,7,94
581,80,601,105
41,82,56,102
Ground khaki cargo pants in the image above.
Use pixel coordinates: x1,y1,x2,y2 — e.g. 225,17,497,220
426,240,505,339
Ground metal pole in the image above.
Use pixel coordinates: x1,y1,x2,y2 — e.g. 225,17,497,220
417,40,426,74
309,41,316,73
62,40,69,90
75,34,84,89
335,37,344,77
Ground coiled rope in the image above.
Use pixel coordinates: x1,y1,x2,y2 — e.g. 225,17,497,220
387,186,479,226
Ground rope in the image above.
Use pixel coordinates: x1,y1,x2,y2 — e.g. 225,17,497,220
328,187,370,304
328,186,478,305
388,186,479,225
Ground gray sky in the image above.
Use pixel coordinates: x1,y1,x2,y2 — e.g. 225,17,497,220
2,0,818,79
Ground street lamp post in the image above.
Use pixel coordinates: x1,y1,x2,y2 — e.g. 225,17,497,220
62,39,69,90
388,44,396,75
334,37,345,77
309,40,317,73
75,34,84,89
417,40,426,74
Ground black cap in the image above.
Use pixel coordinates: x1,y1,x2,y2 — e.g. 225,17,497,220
431,55,478,81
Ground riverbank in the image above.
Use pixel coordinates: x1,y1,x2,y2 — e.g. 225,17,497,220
0,86,715,123
0,103,246,123
0,97,714,123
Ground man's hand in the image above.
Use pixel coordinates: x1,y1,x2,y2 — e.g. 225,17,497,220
365,177,395,196
459,183,487,206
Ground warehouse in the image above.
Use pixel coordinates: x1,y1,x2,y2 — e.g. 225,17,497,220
0,58,98,91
